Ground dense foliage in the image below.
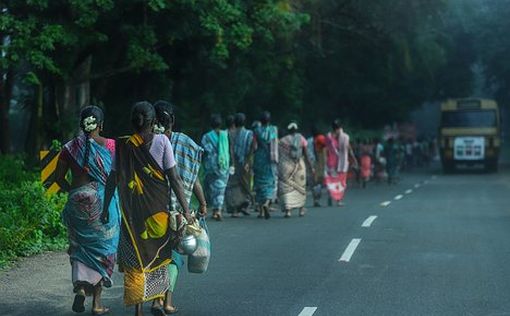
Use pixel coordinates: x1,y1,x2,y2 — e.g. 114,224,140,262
0,0,508,148
0,156,67,267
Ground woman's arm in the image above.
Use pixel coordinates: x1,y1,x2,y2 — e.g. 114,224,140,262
101,171,117,224
167,167,192,221
54,157,71,193
193,180,207,217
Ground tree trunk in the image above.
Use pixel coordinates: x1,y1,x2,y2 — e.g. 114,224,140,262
55,55,92,141
0,69,14,154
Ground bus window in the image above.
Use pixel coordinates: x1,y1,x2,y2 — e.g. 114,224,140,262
441,110,497,128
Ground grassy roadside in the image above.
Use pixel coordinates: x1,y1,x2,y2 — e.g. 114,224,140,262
0,156,68,269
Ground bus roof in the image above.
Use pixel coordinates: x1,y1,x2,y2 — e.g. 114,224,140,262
441,98,498,111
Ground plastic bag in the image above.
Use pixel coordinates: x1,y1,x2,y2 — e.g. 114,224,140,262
188,217,211,273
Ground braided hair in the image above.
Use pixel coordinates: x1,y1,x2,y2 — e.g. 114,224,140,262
131,101,156,133
79,106,104,172
153,100,175,133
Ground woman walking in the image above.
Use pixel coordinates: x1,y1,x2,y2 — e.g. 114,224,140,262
253,111,278,219
278,122,314,218
55,106,120,315
225,112,254,217
102,101,192,316
324,119,357,207
153,100,207,314
201,114,231,221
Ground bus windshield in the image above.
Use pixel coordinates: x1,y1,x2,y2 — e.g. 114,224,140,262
441,110,497,128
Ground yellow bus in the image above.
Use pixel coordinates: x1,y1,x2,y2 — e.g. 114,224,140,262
439,98,501,172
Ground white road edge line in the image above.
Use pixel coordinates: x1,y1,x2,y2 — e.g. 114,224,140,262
380,201,391,207
362,215,378,227
405,189,413,194
339,238,362,262
394,194,404,200
298,307,318,316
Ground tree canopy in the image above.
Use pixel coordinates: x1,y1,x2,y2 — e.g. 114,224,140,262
0,0,508,154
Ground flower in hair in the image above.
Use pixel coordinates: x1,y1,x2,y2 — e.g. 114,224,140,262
83,116,98,132
153,124,166,134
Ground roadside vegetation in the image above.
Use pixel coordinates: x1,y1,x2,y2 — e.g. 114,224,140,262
0,156,67,268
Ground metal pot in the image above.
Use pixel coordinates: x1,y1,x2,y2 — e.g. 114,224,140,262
176,234,198,255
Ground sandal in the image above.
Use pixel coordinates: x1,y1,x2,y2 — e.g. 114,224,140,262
284,211,291,218
164,305,179,314
299,208,306,217
72,293,86,313
92,307,110,315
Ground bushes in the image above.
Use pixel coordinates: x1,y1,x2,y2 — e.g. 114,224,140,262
0,156,67,268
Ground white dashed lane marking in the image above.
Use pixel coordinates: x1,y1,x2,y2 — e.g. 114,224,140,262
405,189,413,194
298,307,318,316
380,201,391,207
339,239,362,262
362,216,378,228
394,194,404,200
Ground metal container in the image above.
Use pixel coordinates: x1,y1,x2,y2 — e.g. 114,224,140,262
177,234,198,255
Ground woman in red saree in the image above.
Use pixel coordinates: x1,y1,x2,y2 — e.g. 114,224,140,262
324,120,358,207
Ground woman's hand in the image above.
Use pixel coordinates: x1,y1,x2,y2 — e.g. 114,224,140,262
184,212,193,223
198,203,208,217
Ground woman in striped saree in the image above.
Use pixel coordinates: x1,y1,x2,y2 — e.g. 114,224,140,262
153,100,207,314
225,112,254,217
55,106,120,315
102,101,192,316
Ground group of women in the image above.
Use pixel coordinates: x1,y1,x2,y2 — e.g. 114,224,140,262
201,112,357,220
56,101,205,316
55,103,355,316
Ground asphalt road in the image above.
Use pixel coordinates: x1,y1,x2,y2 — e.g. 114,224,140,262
1,165,510,316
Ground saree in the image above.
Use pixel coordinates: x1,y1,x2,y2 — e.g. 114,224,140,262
169,132,204,212
253,125,278,203
226,127,254,211
116,134,175,305
61,135,121,294
278,134,307,209
324,131,350,202
201,130,230,209
168,132,203,283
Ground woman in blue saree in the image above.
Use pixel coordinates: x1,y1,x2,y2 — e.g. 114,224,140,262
55,106,121,315
201,114,231,221
253,111,278,219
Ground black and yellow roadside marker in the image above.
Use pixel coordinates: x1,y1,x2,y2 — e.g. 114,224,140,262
40,150,61,194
